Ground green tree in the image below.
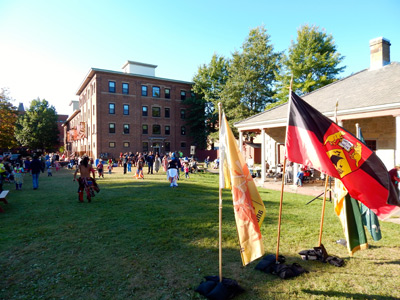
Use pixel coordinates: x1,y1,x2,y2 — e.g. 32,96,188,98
15,98,59,152
274,24,345,102
183,94,208,149
0,88,19,150
192,53,230,146
221,25,281,126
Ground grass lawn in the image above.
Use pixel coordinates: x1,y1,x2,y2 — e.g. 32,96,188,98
0,166,399,300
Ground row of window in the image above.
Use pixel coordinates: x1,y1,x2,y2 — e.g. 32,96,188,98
107,141,187,151
108,103,185,119
108,81,188,100
108,123,185,135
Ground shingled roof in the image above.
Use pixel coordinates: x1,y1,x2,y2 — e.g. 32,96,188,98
235,62,400,130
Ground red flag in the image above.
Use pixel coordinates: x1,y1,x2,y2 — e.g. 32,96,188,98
285,92,400,220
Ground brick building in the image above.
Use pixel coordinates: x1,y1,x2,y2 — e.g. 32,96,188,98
56,114,68,150
64,61,194,159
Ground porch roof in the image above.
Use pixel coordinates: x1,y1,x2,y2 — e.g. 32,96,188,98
235,62,400,130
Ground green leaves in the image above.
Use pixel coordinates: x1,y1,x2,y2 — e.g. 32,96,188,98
0,88,19,149
274,24,345,102
15,98,59,151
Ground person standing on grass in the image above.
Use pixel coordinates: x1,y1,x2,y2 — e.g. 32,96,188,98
0,159,6,192
13,163,25,190
73,156,100,203
107,162,113,174
97,161,104,178
47,164,52,176
296,168,305,187
167,152,180,187
154,153,161,173
127,157,132,173
184,161,190,179
146,151,154,174
123,154,128,174
389,164,400,197
135,154,145,179
162,154,168,172
31,154,44,190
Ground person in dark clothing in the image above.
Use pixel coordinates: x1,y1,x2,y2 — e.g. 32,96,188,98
389,164,400,197
31,155,44,190
146,152,154,174
123,154,128,174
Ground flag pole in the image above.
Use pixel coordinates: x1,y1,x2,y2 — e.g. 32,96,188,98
218,102,223,282
318,100,339,246
276,77,293,262
318,175,329,246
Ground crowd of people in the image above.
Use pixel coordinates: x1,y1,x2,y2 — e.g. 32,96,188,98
0,150,215,204
0,153,62,192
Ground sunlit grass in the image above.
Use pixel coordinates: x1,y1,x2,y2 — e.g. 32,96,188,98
0,167,399,299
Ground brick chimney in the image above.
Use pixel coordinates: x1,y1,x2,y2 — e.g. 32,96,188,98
369,37,391,70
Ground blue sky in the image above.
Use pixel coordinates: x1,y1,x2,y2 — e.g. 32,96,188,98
0,0,399,115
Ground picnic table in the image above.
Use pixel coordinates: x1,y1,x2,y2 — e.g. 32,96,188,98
0,190,9,212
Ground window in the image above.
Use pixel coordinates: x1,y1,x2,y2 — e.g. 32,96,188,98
123,124,130,134
181,142,186,148
123,104,129,115
180,90,186,100
122,83,129,94
123,142,130,148
165,142,170,152
142,106,148,116
165,126,170,135
109,81,116,93
142,124,148,134
109,142,116,148
152,107,161,117
109,103,115,114
180,109,186,119
152,86,160,98
92,124,95,134
165,108,170,118
109,123,115,133
165,88,170,99
141,85,148,96
152,124,161,135
181,126,186,135
143,142,148,152
93,105,95,115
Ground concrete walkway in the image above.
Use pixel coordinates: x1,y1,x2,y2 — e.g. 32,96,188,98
255,177,327,197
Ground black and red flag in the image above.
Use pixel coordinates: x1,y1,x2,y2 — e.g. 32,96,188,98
285,91,400,220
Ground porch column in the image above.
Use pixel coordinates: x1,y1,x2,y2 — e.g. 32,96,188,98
239,130,243,157
293,163,299,187
396,116,400,165
261,128,266,182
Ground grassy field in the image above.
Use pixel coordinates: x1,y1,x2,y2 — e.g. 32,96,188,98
0,166,399,300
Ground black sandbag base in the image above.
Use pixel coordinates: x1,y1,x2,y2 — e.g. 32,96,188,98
255,254,308,279
195,276,244,300
298,243,345,267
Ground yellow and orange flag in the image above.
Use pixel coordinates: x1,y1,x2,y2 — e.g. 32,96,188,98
219,113,266,265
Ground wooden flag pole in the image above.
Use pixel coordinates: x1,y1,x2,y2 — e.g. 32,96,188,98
276,157,287,262
218,102,223,282
318,175,330,246
318,101,338,246
276,76,293,262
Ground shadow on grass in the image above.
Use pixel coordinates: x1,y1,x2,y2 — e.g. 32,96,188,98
374,260,400,265
302,289,400,300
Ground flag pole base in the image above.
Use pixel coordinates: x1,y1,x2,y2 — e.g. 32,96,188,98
195,276,244,299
